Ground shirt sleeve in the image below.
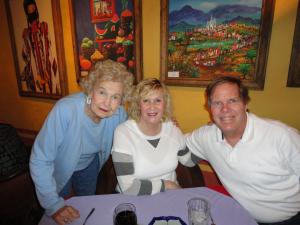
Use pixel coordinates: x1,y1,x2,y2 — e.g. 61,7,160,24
278,126,300,177
29,101,69,215
185,127,208,161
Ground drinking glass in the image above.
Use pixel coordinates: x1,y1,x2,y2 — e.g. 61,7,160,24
113,203,137,225
187,198,210,225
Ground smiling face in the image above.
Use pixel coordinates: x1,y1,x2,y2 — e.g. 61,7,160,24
87,81,123,121
210,82,248,142
139,89,165,127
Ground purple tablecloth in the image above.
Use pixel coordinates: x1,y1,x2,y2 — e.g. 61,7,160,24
38,187,258,225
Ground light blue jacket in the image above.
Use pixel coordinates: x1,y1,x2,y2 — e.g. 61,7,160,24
29,92,127,216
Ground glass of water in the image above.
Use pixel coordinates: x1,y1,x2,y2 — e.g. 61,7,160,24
187,198,210,225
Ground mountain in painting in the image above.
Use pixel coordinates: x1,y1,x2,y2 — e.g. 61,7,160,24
225,16,260,26
169,21,196,32
169,4,261,31
169,5,206,26
209,4,261,21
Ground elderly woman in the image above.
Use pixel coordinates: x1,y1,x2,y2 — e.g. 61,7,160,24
30,60,133,225
112,78,195,196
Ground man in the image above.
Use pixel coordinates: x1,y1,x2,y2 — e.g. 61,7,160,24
186,76,300,225
21,0,60,94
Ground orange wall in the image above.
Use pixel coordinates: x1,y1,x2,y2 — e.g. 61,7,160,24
0,0,299,133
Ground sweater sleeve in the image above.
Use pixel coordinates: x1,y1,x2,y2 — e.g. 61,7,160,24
112,151,164,195
29,100,70,216
178,146,203,167
172,124,202,167
112,123,164,195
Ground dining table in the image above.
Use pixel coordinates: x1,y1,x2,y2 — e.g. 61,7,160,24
38,187,258,225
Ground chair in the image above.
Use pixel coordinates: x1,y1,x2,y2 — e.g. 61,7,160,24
176,162,205,188
200,160,231,196
0,123,43,225
96,155,118,194
96,156,205,194
207,185,230,196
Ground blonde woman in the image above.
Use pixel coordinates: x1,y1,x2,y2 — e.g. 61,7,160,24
112,78,195,195
30,60,133,225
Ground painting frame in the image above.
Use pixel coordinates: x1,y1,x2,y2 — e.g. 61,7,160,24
160,0,275,89
5,0,68,99
69,0,143,84
287,1,300,87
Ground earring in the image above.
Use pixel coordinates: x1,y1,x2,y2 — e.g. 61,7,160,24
86,96,92,105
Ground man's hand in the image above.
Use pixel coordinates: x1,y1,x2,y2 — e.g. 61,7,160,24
52,205,80,225
171,117,180,128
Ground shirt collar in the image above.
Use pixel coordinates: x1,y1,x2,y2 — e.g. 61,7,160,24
215,112,254,143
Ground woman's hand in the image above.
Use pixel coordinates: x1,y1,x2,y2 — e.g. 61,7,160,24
164,180,181,190
52,205,80,225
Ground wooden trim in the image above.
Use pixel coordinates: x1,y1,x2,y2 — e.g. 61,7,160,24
199,164,213,173
287,1,300,87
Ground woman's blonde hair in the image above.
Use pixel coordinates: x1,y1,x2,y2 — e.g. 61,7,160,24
128,78,172,122
80,59,134,103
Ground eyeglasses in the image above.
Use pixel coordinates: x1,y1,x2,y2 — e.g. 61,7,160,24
210,97,242,109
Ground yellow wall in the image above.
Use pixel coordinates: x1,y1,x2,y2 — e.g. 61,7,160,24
0,0,299,133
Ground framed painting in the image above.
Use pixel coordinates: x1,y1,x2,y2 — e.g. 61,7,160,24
90,0,116,23
160,0,275,89
5,0,67,99
69,0,143,83
287,1,300,87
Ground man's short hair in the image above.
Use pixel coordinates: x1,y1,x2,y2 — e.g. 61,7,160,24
205,76,250,107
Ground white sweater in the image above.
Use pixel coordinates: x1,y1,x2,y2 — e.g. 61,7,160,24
112,120,194,195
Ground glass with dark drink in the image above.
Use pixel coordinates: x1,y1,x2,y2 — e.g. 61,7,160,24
113,203,137,225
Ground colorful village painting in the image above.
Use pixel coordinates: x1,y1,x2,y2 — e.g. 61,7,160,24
72,0,136,78
167,0,263,81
